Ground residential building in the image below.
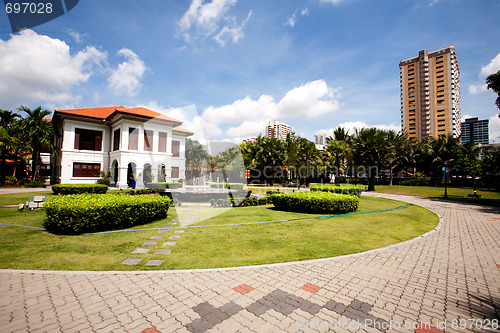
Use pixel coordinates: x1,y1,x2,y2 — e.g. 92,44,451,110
461,117,489,144
51,106,193,188
314,133,328,151
266,120,292,139
400,46,461,141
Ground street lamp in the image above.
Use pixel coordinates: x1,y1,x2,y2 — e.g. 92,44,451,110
443,161,448,199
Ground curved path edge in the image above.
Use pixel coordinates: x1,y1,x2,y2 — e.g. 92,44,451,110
1,193,499,333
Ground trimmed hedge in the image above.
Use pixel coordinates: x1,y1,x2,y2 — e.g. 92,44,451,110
210,183,245,191
270,191,359,214
52,184,108,195
44,194,171,234
309,184,365,196
209,196,266,207
146,182,183,190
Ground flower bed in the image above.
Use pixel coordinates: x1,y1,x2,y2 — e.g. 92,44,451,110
44,194,171,234
270,191,359,214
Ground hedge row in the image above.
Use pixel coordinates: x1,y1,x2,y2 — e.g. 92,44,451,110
209,196,268,207
309,184,365,196
146,182,183,190
44,194,172,234
52,184,108,195
209,183,245,191
270,191,359,214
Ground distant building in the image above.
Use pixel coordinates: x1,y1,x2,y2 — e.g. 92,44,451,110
266,120,292,139
314,133,328,151
461,117,489,144
400,46,461,141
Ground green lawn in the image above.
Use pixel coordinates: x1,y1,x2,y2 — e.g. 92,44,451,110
0,194,438,271
374,185,500,207
0,190,52,206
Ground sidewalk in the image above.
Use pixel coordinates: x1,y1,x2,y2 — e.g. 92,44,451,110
0,193,499,332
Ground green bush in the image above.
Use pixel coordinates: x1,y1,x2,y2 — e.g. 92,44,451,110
310,184,365,196
146,182,183,190
52,184,108,195
400,174,431,186
210,183,245,190
44,194,171,234
270,191,359,214
209,196,262,207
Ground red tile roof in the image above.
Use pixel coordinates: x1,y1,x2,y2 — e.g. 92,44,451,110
172,127,194,136
54,106,183,126
112,107,182,125
55,106,124,120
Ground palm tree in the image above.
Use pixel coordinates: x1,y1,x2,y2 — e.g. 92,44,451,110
350,128,391,191
324,139,350,177
185,138,209,179
18,106,54,181
0,110,21,183
486,70,500,109
419,134,460,185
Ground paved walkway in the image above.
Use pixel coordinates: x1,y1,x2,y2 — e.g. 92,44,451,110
1,193,499,333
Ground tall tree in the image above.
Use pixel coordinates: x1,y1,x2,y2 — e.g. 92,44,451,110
350,128,391,191
18,106,54,180
486,70,500,109
185,138,208,179
0,110,20,183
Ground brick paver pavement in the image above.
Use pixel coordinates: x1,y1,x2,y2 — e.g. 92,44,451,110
1,193,499,332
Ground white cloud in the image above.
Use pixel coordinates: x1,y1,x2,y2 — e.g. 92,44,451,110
179,0,237,33
214,11,251,47
67,30,88,43
461,114,473,123
201,79,341,141
318,121,400,137
468,84,488,95
319,0,344,4
226,120,266,139
480,53,500,77
178,0,251,47
0,29,107,109
285,7,309,27
142,101,215,144
469,52,500,95
489,114,500,143
107,48,148,97
278,80,340,118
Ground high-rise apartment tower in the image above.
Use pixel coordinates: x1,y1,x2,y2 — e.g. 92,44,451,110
461,117,489,144
400,46,461,141
266,120,292,139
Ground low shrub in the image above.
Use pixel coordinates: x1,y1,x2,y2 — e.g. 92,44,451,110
111,189,163,196
52,184,108,195
210,183,245,190
399,174,431,186
44,194,171,234
310,184,365,196
270,191,359,214
210,196,264,207
146,182,183,190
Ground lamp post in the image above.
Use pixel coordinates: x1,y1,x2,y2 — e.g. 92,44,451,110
443,162,448,199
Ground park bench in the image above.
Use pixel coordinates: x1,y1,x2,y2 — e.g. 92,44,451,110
19,196,47,210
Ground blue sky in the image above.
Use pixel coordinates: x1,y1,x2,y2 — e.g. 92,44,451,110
1,0,500,143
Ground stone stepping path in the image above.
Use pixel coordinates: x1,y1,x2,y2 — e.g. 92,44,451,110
121,207,204,266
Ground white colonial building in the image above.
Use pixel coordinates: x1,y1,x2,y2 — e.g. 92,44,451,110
51,106,193,189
